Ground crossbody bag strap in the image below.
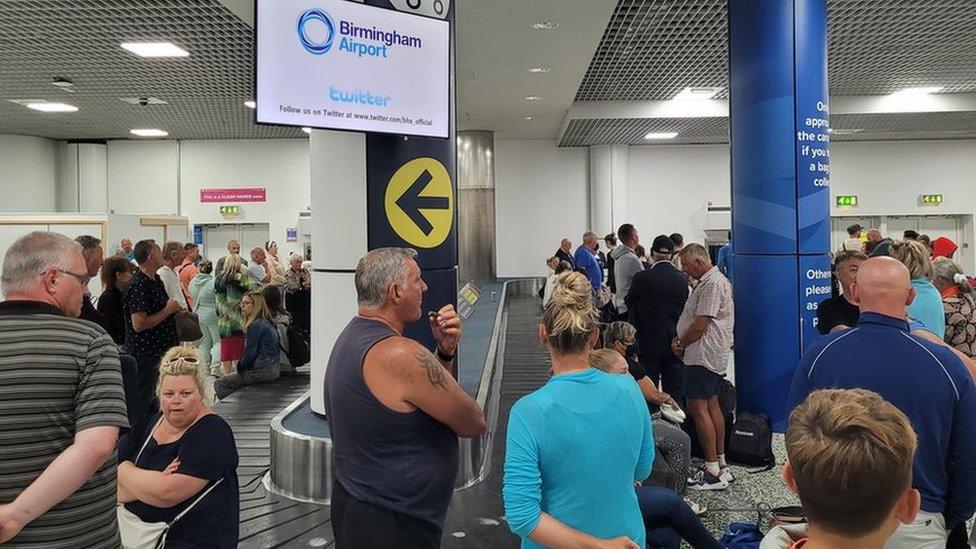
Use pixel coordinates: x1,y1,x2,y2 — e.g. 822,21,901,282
155,478,224,549
134,416,164,465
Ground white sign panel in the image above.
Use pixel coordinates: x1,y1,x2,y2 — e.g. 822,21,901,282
256,0,450,138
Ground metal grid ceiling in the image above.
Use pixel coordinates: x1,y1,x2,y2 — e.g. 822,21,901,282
0,0,305,140
576,0,976,101
558,111,976,147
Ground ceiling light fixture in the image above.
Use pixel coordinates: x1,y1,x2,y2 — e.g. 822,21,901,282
302,127,312,134
525,95,542,101
523,116,534,120
889,86,942,97
26,102,78,112
530,21,559,30
244,100,256,109
528,66,551,73
130,129,168,137
672,87,723,100
120,42,189,58
644,132,679,140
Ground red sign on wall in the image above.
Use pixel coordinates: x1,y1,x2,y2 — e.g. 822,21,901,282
200,188,267,203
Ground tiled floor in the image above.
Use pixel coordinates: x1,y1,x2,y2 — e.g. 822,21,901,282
687,434,800,540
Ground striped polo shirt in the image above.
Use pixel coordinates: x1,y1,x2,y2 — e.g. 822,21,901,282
0,300,129,548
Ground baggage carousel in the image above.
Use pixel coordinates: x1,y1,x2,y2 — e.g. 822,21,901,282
215,280,547,547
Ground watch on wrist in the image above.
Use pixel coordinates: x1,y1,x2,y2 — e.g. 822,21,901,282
436,347,456,362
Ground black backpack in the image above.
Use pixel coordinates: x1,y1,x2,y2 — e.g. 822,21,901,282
727,411,774,468
281,324,311,367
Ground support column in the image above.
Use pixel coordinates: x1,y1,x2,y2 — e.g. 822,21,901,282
309,0,457,415
588,144,629,235
729,0,832,430
308,130,367,415
457,130,496,283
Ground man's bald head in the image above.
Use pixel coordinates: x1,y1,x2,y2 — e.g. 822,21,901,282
850,257,916,319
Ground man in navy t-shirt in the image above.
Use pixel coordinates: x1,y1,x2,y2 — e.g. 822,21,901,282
790,257,976,548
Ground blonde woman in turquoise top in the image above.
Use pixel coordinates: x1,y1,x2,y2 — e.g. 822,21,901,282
503,271,654,549
891,239,946,336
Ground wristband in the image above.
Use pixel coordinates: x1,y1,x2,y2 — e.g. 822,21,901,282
436,347,456,362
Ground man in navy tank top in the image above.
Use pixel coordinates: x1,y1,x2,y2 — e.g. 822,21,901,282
324,247,487,548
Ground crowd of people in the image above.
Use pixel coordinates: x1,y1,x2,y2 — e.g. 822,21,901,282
0,231,312,547
4,221,976,549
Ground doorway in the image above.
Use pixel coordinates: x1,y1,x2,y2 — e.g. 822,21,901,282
200,223,271,264
830,214,972,271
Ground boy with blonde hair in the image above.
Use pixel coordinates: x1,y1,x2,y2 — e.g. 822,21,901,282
763,389,920,549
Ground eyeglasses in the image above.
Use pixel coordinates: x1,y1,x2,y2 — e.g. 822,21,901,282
47,269,90,285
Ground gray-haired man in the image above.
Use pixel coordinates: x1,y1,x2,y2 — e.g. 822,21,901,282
324,247,486,548
0,232,128,547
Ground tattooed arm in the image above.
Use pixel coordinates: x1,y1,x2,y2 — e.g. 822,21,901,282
401,344,486,438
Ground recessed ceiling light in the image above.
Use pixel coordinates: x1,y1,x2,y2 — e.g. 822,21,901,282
528,66,551,73
244,100,256,109
889,86,942,97
525,95,542,101
644,132,679,140
523,116,534,120
130,129,168,137
530,21,559,30
26,102,78,112
673,87,723,100
302,127,312,134
120,42,189,58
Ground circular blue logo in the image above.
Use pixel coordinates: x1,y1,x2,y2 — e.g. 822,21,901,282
297,8,335,55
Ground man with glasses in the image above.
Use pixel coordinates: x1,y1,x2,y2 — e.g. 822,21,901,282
0,231,128,547
123,240,181,426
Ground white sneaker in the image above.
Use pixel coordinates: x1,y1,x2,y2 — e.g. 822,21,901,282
684,497,707,516
687,468,729,491
720,467,734,484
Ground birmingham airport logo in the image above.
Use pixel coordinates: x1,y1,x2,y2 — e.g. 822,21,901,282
297,8,335,55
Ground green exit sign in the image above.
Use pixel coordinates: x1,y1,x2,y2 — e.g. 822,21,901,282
921,194,943,205
219,205,240,215
836,195,858,207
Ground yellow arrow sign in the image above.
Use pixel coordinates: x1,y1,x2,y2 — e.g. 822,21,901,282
384,157,453,249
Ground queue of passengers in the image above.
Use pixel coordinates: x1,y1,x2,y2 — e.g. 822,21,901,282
3,225,976,549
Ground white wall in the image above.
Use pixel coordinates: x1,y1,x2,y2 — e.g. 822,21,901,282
628,145,732,246
830,140,976,217
179,139,310,259
107,140,179,214
0,135,58,212
495,139,589,277
494,139,976,278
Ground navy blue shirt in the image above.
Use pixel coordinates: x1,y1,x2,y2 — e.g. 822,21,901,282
119,413,239,548
789,312,976,527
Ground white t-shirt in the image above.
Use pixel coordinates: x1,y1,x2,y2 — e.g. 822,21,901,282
840,238,864,253
157,265,188,309
247,263,268,285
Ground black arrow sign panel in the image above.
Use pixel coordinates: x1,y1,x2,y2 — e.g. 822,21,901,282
395,168,450,236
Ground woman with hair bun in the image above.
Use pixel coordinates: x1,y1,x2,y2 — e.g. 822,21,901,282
503,271,654,549
933,257,976,359
116,347,239,548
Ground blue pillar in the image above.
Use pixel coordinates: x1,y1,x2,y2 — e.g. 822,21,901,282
729,0,832,431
